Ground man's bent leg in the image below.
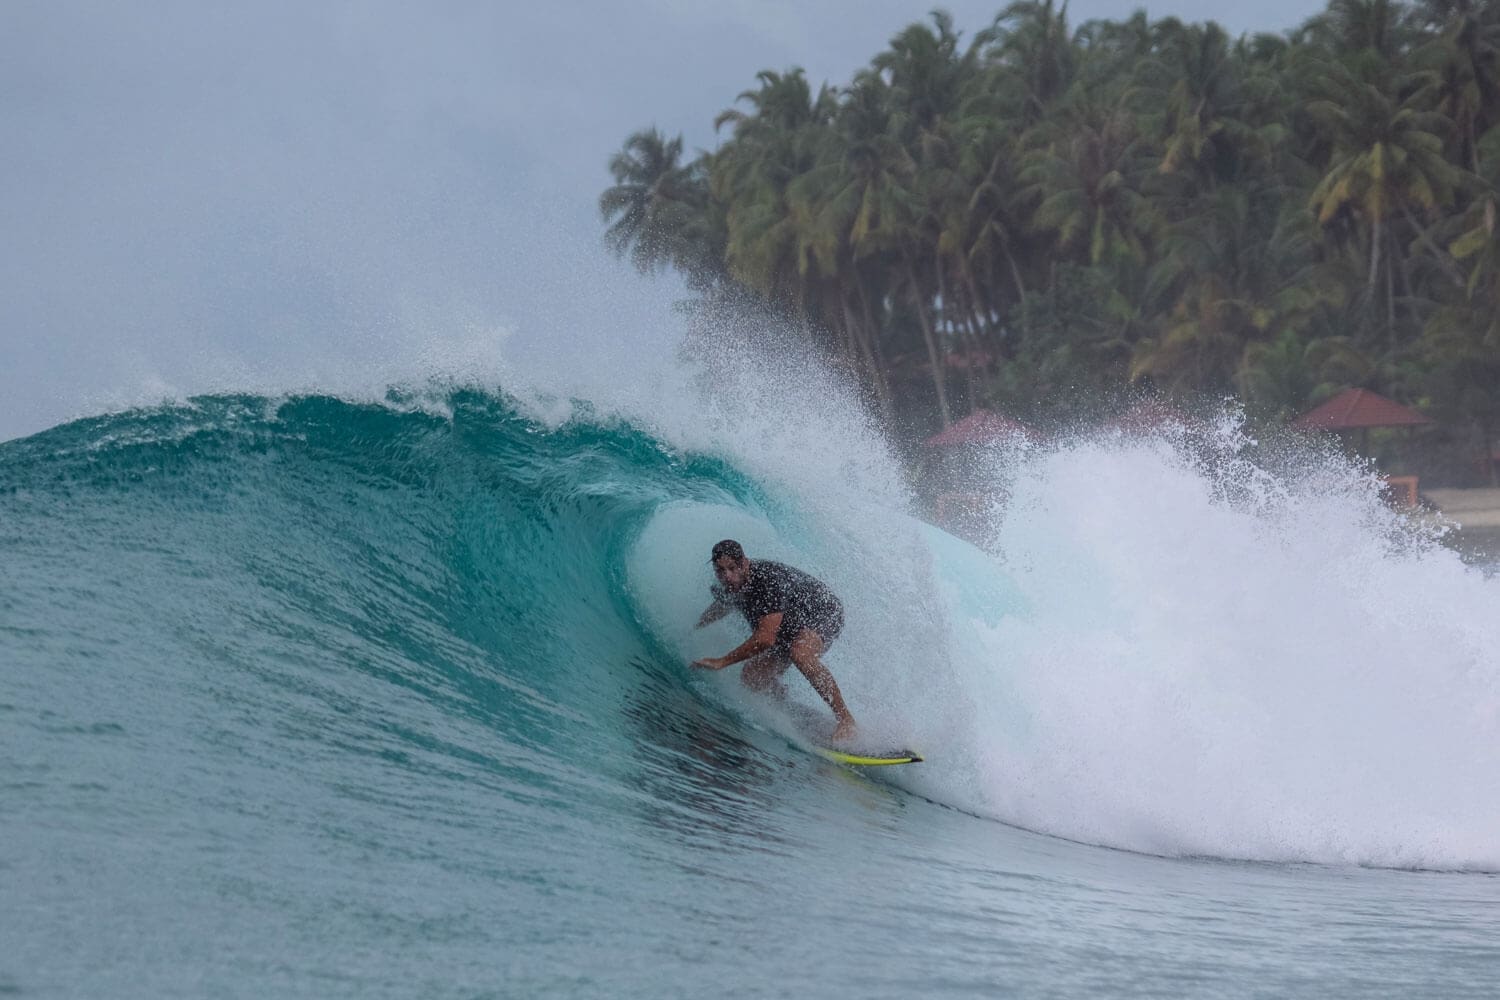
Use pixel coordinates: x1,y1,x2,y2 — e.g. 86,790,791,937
787,630,856,740
741,650,791,699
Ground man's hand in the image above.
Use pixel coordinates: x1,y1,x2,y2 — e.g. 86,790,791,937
691,656,729,670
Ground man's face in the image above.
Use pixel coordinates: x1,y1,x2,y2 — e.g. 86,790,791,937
713,555,750,592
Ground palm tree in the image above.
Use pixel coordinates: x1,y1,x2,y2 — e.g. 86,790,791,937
1074,9,1154,71
790,71,917,417
952,91,1034,344
989,0,1078,126
1423,128,1500,484
1143,21,1262,188
595,1,1500,458
1020,82,1157,268
1132,184,1333,394
711,69,839,308
871,11,996,426
599,129,714,280
1411,0,1500,172
874,11,990,140
1303,0,1415,61
1306,54,1461,337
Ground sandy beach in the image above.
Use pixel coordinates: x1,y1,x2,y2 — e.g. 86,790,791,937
1425,488,1500,530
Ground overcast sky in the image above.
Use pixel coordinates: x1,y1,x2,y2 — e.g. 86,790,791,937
1,0,1324,441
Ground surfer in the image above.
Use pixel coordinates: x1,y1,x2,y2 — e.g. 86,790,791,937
691,539,857,741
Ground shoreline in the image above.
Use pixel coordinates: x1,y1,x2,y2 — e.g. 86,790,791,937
1423,488,1500,530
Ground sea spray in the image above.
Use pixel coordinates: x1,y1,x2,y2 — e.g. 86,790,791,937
926,414,1500,868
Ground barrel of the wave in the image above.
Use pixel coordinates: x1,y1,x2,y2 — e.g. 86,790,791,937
645,527,924,773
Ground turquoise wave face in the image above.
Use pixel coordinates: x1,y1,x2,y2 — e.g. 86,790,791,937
0,392,775,779
6,390,962,998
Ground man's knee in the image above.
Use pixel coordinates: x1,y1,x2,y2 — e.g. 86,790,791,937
787,631,825,667
742,653,789,690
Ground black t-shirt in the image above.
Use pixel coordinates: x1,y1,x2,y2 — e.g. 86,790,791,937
712,560,841,630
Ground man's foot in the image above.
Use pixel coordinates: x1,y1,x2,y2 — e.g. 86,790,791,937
831,717,857,743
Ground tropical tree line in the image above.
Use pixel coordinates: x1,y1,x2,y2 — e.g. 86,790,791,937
601,0,1500,483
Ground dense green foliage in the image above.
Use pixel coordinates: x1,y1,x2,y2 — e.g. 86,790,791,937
602,1,1500,483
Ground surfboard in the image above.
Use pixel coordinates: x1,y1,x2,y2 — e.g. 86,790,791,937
812,745,923,767
782,703,923,766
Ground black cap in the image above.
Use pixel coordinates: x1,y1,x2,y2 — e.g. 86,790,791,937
710,539,745,563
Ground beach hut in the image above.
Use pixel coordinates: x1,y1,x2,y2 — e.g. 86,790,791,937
1292,388,1431,505
1292,388,1430,434
1292,387,1430,451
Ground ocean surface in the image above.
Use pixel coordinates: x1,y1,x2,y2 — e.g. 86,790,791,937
4,387,1499,999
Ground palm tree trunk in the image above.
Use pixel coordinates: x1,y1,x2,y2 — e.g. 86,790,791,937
1385,231,1396,352
966,268,1006,360
1395,245,1415,326
958,261,995,356
906,252,952,428
961,309,989,410
937,260,980,412
853,273,894,420
836,294,861,370
1368,215,1396,353
1001,239,1028,334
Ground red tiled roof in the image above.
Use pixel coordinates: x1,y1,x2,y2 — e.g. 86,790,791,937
925,409,1035,448
1291,388,1430,430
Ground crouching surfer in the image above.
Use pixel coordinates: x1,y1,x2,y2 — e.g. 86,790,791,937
691,539,857,742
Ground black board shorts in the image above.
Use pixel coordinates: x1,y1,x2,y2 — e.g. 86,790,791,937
772,603,844,654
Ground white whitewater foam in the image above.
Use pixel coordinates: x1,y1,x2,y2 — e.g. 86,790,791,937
921,426,1500,869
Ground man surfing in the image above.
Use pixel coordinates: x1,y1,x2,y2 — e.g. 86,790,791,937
691,539,857,742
